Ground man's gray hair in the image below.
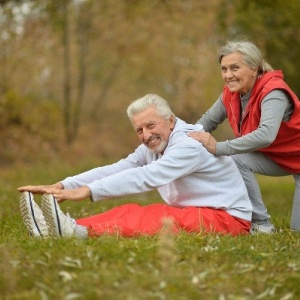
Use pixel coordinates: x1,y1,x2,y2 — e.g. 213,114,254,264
218,40,273,75
127,94,175,121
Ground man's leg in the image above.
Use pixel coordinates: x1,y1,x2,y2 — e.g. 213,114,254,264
291,174,300,230
88,204,250,237
76,203,141,227
172,206,250,236
232,152,290,231
87,203,169,237
41,195,251,238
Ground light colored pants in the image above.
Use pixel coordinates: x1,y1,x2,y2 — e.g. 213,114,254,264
232,152,300,230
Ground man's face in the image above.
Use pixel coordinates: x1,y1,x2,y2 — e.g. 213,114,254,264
132,106,175,154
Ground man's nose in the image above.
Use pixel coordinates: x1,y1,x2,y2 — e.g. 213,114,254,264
143,129,152,141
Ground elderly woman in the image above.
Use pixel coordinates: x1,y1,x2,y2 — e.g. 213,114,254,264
189,39,300,234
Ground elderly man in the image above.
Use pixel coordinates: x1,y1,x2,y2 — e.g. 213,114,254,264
18,94,252,238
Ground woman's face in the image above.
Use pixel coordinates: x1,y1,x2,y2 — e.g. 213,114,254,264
221,52,258,95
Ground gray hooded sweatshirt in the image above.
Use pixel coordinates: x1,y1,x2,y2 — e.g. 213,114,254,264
61,118,252,221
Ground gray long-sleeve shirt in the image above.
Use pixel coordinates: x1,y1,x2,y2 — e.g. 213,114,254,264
61,118,252,221
197,90,293,156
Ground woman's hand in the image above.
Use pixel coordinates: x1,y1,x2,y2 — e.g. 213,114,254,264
188,131,217,154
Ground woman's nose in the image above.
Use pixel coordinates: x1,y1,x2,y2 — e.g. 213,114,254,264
223,70,233,79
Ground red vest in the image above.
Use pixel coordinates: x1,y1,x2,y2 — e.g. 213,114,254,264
222,70,300,173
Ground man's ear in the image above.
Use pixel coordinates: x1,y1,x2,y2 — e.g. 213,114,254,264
169,115,175,130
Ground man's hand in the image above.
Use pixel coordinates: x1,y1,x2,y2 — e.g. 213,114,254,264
43,186,92,203
18,182,91,203
188,131,217,154
18,182,64,194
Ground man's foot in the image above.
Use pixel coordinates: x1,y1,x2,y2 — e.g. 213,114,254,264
20,191,49,237
250,222,275,234
41,193,76,237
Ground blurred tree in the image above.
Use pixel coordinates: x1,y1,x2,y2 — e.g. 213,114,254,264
0,0,29,95
45,0,92,144
0,0,228,165
0,0,23,4
218,0,300,97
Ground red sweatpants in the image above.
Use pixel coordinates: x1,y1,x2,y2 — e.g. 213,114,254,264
76,203,250,237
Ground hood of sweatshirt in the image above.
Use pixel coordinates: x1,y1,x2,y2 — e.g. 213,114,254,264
171,118,204,137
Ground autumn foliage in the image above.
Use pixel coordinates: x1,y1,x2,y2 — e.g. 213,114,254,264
1,0,300,166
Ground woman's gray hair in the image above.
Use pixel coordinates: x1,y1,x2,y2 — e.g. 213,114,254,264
127,94,175,121
218,40,273,75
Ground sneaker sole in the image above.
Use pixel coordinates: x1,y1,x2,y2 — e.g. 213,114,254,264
20,192,44,237
250,224,275,235
41,194,62,237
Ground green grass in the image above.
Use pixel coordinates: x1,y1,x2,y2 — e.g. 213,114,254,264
0,161,299,299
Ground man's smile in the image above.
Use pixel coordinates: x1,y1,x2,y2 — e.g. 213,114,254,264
146,135,160,148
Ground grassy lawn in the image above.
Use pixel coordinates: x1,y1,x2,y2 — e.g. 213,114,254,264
0,161,299,299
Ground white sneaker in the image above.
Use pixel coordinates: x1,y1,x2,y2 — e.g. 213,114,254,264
250,222,276,234
41,193,76,238
20,191,49,237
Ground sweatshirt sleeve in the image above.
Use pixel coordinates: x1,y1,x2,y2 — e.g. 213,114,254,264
61,146,147,189
86,140,205,202
196,95,227,132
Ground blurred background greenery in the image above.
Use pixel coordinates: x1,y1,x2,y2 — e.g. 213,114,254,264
1,3,299,297
1,0,300,167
